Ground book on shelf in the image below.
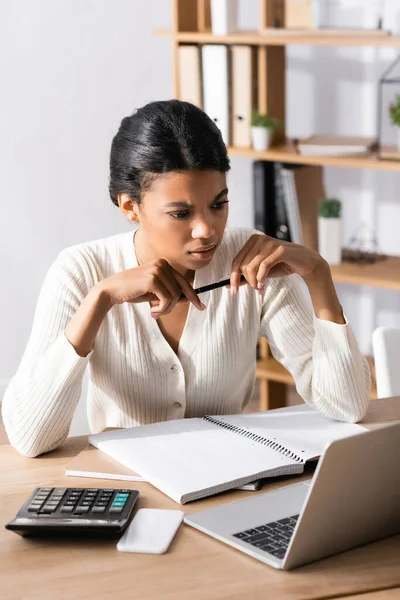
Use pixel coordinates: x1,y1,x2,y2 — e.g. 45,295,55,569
178,45,203,109
297,134,376,156
231,45,257,148
280,164,325,251
253,161,291,242
88,404,365,504
65,441,263,491
202,44,231,145
253,161,324,251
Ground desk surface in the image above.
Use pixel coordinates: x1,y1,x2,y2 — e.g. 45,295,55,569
1,397,400,600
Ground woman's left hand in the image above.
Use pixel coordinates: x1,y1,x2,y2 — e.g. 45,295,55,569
230,234,325,294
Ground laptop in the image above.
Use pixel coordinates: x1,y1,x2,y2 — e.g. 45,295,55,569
184,422,400,570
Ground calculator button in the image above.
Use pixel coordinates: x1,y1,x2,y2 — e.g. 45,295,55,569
28,505,41,512
61,506,74,513
39,488,53,493
75,506,90,513
92,506,106,513
41,506,57,513
109,506,123,513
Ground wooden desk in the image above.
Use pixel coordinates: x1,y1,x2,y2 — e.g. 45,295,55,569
1,398,400,600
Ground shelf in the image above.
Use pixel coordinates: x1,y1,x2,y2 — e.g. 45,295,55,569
227,143,400,172
256,356,377,399
154,29,400,48
330,257,400,290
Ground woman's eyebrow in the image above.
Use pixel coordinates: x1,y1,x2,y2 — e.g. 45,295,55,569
164,189,229,209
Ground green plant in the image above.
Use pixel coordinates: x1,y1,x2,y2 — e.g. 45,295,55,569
318,198,341,219
389,94,400,127
251,110,280,130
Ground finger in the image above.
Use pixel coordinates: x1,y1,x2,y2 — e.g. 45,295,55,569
149,280,174,318
230,235,265,294
173,271,205,311
256,247,284,286
230,238,255,294
240,246,263,290
155,268,183,312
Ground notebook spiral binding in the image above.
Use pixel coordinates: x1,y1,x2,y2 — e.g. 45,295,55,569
203,416,304,463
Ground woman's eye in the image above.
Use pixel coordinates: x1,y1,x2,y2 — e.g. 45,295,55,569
170,211,190,219
212,200,229,210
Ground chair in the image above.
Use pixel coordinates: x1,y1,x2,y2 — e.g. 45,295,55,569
372,327,400,398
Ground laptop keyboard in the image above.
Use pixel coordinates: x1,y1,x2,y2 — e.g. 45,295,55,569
232,514,299,560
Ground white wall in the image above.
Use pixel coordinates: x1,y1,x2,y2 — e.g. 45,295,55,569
1,0,399,434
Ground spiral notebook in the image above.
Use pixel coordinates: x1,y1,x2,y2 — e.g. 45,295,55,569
89,405,365,504
64,444,263,491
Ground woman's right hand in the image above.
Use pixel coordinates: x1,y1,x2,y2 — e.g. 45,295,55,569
98,259,205,318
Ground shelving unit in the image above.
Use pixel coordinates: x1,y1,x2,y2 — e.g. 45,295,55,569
158,0,396,410
155,29,400,48
227,142,400,172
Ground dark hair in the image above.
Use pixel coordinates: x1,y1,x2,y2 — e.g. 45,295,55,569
109,99,230,206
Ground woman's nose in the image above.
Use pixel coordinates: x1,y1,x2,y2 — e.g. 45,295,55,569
192,218,215,239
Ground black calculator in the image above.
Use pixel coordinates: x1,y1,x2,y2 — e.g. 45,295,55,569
5,487,139,538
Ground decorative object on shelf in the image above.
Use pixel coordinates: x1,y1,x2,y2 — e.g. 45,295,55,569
377,54,400,161
250,110,280,151
285,0,317,29
210,0,238,35
342,224,387,265
318,197,342,266
389,94,400,151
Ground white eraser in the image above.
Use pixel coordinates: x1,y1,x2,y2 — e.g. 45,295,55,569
117,508,184,554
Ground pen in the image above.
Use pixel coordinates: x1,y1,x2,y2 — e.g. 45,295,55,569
179,275,246,300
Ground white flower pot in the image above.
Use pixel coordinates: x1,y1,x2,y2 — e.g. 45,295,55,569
318,217,342,266
251,127,273,152
210,0,238,35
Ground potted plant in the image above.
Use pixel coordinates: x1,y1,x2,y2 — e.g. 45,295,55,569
318,198,342,266
389,94,400,151
251,110,280,151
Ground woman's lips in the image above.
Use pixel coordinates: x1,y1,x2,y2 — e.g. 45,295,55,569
188,245,216,260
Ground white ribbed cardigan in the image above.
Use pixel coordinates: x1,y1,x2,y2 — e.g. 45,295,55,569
2,227,370,457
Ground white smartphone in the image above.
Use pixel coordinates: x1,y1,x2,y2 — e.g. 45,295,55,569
117,508,184,554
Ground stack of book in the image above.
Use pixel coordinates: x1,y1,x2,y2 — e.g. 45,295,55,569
254,161,325,250
178,44,257,147
297,135,376,157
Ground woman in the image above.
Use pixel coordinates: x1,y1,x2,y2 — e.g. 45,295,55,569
2,100,370,457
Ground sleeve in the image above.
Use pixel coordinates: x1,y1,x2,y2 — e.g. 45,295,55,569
2,249,95,457
259,274,371,423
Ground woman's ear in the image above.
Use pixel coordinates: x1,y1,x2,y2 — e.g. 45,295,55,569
118,193,140,223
